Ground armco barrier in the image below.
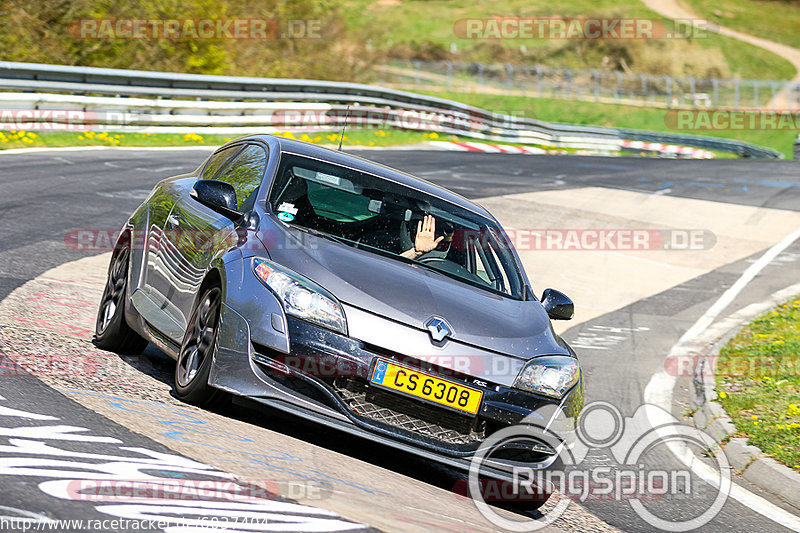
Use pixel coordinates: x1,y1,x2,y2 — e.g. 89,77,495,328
0,61,783,159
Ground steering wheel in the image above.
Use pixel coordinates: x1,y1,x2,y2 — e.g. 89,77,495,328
419,256,447,264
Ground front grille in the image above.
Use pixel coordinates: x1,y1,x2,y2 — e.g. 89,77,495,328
333,378,486,445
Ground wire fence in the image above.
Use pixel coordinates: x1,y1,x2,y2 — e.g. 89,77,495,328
376,60,800,110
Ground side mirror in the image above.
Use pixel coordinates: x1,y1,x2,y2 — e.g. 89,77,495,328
191,180,241,220
541,288,574,320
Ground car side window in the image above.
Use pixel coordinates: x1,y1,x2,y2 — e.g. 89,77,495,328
201,145,242,180
214,144,268,210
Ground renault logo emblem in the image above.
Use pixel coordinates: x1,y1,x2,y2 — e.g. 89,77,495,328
425,317,452,343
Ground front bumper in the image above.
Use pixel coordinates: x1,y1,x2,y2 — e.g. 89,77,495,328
212,303,583,474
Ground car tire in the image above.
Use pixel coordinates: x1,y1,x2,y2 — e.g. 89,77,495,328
174,285,229,407
95,245,148,354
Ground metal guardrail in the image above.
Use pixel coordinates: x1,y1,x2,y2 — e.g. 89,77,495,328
795,135,800,161
0,61,783,159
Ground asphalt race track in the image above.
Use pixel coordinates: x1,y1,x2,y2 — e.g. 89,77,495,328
0,147,799,532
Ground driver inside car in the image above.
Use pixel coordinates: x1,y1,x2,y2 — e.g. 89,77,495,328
400,215,454,260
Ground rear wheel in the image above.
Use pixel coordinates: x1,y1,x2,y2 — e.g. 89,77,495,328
174,285,228,407
95,246,147,354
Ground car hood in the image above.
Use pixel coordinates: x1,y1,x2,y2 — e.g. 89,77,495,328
260,225,570,359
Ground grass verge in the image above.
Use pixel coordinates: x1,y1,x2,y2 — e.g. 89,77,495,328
685,0,800,50
422,91,797,159
0,130,464,151
715,296,800,472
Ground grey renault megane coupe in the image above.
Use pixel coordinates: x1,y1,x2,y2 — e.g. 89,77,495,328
95,134,583,476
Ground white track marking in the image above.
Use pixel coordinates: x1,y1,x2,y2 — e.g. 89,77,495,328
645,227,800,531
674,226,800,351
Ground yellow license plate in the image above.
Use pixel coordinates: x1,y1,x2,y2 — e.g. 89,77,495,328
369,359,483,415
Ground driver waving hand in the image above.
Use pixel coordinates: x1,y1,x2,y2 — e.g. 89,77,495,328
401,215,452,260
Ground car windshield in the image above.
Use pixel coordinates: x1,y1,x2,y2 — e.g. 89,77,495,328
268,152,524,299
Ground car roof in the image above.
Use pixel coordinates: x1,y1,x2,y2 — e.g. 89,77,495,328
242,134,494,219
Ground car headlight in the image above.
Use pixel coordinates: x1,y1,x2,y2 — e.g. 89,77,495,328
252,258,347,335
514,356,580,399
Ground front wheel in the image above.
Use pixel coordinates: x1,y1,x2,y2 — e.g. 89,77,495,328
95,246,147,354
174,286,228,407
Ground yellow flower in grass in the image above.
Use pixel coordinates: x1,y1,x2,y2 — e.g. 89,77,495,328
750,415,759,419
718,391,727,399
